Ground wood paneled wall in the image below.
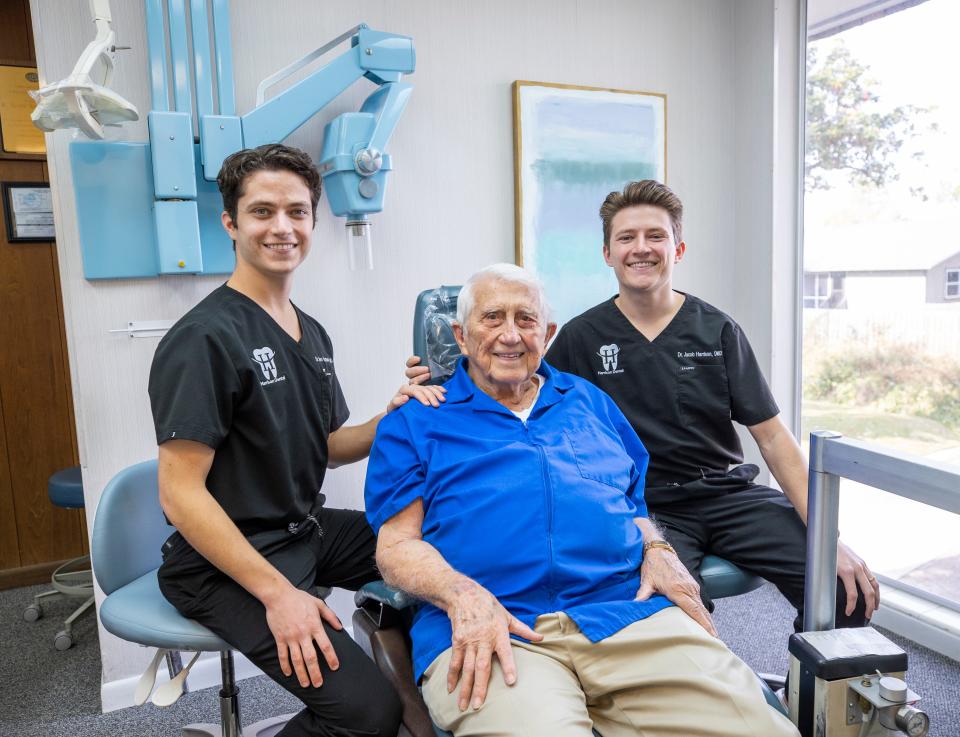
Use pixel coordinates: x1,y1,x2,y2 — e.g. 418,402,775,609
0,0,36,65
0,0,84,589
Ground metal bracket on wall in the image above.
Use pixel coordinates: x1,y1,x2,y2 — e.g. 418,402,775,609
108,320,174,338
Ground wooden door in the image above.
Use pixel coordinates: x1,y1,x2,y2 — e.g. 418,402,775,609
0,0,85,589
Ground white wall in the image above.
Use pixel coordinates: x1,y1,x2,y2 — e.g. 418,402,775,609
927,257,960,304
845,273,926,308
31,0,800,704
731,0,803,468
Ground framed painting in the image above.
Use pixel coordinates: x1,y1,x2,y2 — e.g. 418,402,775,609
513,81,666,326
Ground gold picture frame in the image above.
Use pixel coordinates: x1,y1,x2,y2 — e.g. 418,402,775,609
0,65,45,154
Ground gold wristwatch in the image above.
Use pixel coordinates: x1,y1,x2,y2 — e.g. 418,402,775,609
643,540,677,555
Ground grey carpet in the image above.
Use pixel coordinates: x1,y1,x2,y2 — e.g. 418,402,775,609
713,583,960,737
3,581,958,736
1,583,300,737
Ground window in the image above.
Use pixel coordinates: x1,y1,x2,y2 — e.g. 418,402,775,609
802,272,844,309
803,273,828,308
801,0,960,617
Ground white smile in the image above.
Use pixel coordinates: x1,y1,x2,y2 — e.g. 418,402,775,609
626,260,657,269
264,243,296,251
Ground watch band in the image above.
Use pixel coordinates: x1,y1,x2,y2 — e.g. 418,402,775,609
643,540,677,555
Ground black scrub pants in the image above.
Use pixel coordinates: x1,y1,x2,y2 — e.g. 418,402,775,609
647,467,868,632
158,507,402,737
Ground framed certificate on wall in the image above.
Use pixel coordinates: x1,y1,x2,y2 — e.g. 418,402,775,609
2,182,55,242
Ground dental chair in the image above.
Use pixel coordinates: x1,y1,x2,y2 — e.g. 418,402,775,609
92,459,296,737
353,286,786,737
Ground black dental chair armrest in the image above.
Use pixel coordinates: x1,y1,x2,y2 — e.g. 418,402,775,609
353,581,434,737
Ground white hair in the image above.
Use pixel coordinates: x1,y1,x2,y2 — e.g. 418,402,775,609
456,263,552,334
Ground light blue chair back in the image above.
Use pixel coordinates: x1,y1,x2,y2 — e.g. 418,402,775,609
91,464,284,734
91,459,169,595
92,458,234,652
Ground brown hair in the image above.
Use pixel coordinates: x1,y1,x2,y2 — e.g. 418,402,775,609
599,180,683,247
217,144,322,224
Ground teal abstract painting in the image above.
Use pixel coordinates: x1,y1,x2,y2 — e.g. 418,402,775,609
513,81,666,326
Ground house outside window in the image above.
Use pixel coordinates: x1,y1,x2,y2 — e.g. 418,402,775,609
802,272,844,309
947,269,959,299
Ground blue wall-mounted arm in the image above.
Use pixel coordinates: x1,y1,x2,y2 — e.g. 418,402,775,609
167,0,194,115
318,79,412,222
72,8,416,280
189,0,215,117
240,26,414,149
241,51,363,149
144,0,169,110
361,81,413,158
210,0,235,115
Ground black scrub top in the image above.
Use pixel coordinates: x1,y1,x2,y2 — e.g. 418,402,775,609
546,293,778,489
148,284,350,535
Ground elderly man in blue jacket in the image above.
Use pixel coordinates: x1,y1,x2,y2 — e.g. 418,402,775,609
365,264,798,737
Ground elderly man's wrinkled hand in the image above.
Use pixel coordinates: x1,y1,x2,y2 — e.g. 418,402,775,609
636,549,718,637
446,584,543,711
838,540,879,619
386,381,446,413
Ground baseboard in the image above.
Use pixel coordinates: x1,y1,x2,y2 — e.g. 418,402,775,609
0,559,69,590
100,651,265,713
872,587,960,664
100,623,355,713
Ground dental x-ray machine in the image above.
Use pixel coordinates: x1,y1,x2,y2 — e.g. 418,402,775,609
62,0,414,278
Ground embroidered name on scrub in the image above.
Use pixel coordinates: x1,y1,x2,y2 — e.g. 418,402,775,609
314,355,333,375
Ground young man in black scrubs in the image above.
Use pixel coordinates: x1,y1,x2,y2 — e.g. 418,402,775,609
545,180,879,633
149,144,443,737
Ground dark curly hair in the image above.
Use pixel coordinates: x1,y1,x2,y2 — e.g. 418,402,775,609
599,180,683,247
217,144,322,224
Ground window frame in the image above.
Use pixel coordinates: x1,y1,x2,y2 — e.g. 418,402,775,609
946,268,960,299
803,271,840,308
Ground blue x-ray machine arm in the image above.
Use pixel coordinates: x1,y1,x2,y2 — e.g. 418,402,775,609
70,0,414,279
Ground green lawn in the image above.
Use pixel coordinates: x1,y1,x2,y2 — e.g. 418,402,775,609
800,400,960,457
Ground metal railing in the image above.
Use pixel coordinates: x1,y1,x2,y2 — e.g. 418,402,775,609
804,430,960,632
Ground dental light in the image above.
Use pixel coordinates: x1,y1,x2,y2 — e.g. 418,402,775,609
30,0,139,140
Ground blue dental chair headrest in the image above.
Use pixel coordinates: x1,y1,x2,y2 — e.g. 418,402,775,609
413,285,461,385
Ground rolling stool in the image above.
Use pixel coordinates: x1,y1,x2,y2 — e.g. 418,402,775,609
94,460,300,737
23,466,96,650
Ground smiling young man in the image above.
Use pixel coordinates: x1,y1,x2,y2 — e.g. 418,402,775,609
545,180,879,636
148,144,442,737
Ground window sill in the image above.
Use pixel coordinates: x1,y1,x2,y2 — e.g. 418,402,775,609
872,585,960,663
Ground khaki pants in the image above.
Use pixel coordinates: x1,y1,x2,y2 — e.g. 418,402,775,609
422,607,799,737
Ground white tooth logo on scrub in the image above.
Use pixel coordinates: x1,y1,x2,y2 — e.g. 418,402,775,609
598,344,620,372
252,347,278,379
